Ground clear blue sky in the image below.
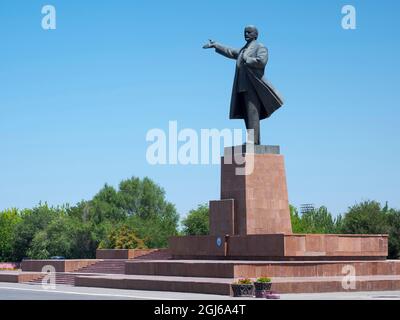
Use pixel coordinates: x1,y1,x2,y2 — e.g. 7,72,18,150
0,0,399,218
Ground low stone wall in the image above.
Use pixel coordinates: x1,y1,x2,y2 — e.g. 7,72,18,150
125,259,400,279
0,272,43,283
74,275,231,296
96,249,161,260
21,259,98,272
284,234,388,258
169,234,388,260
0,272,19,283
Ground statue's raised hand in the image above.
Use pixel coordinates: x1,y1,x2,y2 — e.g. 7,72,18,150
202,39,216,49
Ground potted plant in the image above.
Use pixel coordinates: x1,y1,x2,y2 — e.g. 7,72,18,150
231,278,255,297
254,277,272,298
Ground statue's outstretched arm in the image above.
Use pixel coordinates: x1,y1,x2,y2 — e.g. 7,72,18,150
203,40,239,60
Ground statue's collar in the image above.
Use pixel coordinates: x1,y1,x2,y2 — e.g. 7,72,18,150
243,39,256,50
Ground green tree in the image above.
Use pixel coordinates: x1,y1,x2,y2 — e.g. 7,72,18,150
99,224,147,249
387,210,400,259
12,203,62,261
2,177,183,260
119,177,172,219
290,205,339,234
181,204,209,236
0,208,21,261
289,205,302,233
87,184,126,224
339,200,400,259
301,206,338,234
340,201,388,234
120,177,179,248
84,177,179,248
27,214,98,259
127,208,179,248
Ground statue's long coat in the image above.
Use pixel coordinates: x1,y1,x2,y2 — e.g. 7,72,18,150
215,41,284,120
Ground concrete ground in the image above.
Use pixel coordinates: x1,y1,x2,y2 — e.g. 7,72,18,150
1,282,400,300
0,282,234,300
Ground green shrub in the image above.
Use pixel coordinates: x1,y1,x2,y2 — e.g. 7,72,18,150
256,277,271,283
98,224,147,250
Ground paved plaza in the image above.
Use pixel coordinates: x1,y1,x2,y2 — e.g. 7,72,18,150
1,282,400,300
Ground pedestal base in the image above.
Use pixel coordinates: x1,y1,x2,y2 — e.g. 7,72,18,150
169,234,388,261
212,147,292,235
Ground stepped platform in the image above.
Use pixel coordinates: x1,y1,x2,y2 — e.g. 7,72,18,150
21,259,99,273
96,249,171,260
125,259,400,278
2,258,400,296
74,273,400,295
25,272,78,286
75,259,400,296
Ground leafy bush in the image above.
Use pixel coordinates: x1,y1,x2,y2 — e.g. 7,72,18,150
99,225,147,250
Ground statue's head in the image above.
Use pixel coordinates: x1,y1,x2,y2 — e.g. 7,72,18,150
244,25,258,42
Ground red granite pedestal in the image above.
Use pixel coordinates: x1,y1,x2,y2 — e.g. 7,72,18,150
170,146,388,261
212,148,292,235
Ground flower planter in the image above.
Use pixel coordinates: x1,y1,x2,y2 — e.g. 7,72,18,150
254,282,272,298
254,282,272,291
231,284,255,297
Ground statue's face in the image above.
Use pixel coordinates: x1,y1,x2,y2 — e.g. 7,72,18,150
244,27,258,42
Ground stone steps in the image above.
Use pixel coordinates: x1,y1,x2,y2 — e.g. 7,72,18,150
77,260,127,274
24,260,128,286
26,273,77,286
134,250,172,260
11,258,400,295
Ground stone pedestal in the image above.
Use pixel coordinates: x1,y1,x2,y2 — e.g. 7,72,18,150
169,145,388,261
210,145,292,236
169,234,388,260
209,199,235,236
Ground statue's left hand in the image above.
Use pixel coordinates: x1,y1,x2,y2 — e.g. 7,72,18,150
203,39,216,49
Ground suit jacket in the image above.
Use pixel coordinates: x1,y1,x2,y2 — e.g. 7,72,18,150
214,40,284,120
